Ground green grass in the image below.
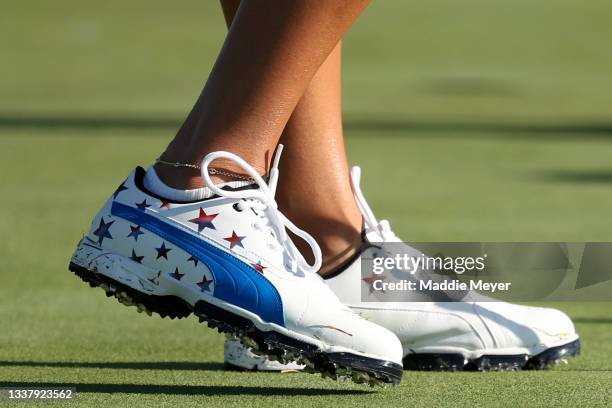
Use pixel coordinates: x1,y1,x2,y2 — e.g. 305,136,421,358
1,0,612,406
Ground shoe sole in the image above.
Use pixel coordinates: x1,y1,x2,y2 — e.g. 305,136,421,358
225,339,580,373
402,339,580,371
69,260,402,386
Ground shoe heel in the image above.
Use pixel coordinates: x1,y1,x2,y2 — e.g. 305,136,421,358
69,237,192,319
70,237,165,294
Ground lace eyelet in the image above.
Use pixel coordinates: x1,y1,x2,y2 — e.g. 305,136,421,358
232,202,243,212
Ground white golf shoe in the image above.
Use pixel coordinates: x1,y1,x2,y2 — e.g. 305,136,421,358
224,166,580,372
69,148,403,385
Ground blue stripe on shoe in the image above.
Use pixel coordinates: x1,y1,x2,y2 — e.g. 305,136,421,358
111,201,285,327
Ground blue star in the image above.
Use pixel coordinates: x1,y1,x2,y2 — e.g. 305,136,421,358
136,199,151,211
113,181,128,199
155,242,171,259
130,249,144,264
83,236,101,250
148,271,161,285
93,217,114,244
127,225,145,241
169,267,185,281
187,256,199,266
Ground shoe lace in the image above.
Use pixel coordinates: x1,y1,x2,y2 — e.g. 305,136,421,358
350,166,399,242
200,145,322,274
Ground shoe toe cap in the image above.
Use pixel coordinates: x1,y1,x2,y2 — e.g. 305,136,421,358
314,312,404,365
527,306,577,340
478,303,578,349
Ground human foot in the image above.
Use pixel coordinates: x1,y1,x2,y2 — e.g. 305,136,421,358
224,166,580,372
69,149,403,385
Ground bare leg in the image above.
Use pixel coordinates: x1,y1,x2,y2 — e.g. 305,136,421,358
277,45,363,276
221,2,362,276
156,0,371,188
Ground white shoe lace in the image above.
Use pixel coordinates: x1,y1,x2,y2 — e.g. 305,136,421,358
350,166,399,242
201,145,323,274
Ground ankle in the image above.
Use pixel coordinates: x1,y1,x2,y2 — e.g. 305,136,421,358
279,196,364,276
154,163,206,190
318,232,363,277
288,215,363,277
154,155,266,190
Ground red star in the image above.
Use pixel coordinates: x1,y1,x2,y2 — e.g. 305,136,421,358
189,208,218,232
224,230,245,249
251,261,266,273
362,275,386,294
160,200,170,209
196,277,213,292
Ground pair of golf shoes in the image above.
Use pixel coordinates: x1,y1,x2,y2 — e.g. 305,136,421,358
69,147,579,386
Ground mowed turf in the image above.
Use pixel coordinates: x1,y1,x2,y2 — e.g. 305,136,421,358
1,1,612,407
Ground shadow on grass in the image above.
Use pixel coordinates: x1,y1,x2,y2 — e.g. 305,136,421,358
346,119,612,138
0,115,180,130
0,361,225,371
573,317,612,324
1,113,612,139
540,170,612,184
0,381,372,396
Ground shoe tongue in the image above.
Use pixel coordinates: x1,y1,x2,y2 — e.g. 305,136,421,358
364,228,383,243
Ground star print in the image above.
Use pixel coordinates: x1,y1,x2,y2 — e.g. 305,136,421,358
187,256,199,266
136,199,151,211
83,236,101,250
127,225,145,241
169,267,185,281
93,217,114,244
196,276,213,292
224,231,246,249
130,249,144,264
251,261,266,273
113,181,128,199
160,200,170,209
189,208,218,232
155,242,171,259
362,275,386,294
148,271,161,285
